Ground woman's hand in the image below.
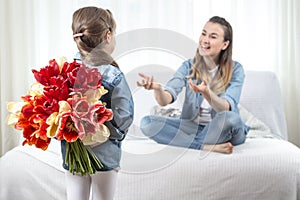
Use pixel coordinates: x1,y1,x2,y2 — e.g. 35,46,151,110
189,79,230,112
137,73,161,90
136,72,173,106
188,79,209,94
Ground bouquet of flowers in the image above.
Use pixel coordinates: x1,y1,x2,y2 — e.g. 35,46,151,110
6,57,113,176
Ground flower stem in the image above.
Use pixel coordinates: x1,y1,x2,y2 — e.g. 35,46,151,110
65,139,103,176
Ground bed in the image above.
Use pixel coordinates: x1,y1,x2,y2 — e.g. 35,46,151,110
1,70,300,200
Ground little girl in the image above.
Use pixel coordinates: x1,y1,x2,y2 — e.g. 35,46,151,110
61,6,134,200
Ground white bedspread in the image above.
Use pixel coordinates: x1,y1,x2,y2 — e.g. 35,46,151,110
1,137,300,200
117,138,300,200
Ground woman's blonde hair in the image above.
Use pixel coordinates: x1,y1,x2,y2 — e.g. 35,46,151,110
72,6,118,67
189,16,233,95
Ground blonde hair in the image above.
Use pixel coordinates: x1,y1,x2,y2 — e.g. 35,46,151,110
72,6,118,67
189,16,233,95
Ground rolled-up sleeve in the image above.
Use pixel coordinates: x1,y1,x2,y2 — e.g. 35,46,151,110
107,75,134,140
219,62,245,112
163,59,193,103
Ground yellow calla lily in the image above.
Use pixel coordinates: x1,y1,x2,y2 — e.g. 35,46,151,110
99,86,108,96
55,56,67,72
28,82,44,96
46,112,58,137
6,114,19,126
82,124,110,146
58,100,72,114
45,100,72,138
6,102,27,126
84,86,108,103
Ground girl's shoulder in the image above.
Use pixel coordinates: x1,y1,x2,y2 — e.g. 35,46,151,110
95,64,124,84
73,52,123,83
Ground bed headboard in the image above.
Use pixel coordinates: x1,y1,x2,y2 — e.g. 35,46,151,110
240,71,287,140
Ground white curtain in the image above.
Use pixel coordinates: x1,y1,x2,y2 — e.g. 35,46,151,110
1,0,299,156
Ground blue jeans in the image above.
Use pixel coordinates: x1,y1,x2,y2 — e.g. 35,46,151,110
140,111,248,149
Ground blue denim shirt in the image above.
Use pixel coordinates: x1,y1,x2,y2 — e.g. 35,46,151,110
61,54,134,171
164,59,245,120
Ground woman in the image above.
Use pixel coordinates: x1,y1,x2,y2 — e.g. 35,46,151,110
137,16,249,154
61,6,134,200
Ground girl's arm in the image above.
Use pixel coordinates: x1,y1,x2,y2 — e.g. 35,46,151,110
108,75,134,140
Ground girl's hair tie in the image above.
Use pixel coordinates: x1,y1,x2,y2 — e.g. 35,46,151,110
73,33,84,38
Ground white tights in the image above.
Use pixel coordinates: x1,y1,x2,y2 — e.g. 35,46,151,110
65,170,118,200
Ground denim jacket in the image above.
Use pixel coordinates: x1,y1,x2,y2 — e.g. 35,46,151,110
164,59,245,120
95,65,134,140
61,54,134,170
91,64,134,170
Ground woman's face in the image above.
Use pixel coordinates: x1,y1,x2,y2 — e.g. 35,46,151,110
198,22,229,62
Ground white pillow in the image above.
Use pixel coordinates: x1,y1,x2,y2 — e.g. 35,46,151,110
240,71,287,140
238,104,276,139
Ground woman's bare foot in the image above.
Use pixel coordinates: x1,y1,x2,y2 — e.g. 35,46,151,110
202,142,233,154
